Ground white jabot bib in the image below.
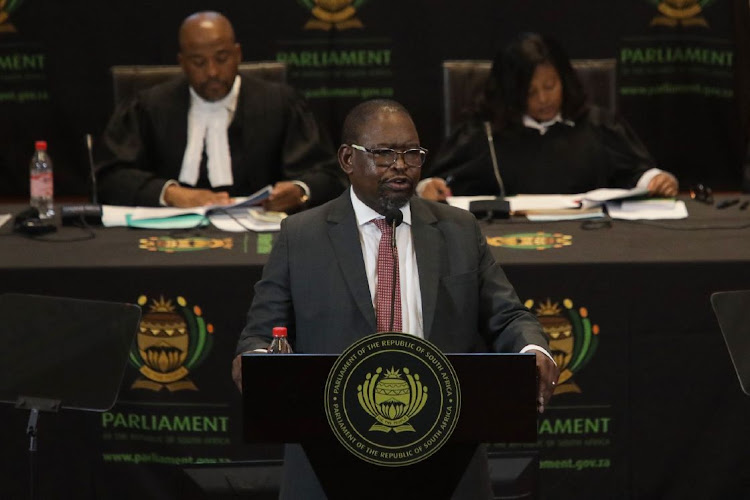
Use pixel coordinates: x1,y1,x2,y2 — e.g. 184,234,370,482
522,113,575,135
179,75,241,187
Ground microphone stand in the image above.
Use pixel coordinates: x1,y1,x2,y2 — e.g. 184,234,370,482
60,134,102,226
384,209,403,332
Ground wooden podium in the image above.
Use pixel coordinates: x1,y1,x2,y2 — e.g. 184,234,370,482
242,352,537,499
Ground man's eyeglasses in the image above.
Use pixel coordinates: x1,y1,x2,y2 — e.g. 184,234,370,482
350,144,428,168
689,183,714,204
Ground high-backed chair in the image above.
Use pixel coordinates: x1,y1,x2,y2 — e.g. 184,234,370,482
110,61,287,107
442,58,617,137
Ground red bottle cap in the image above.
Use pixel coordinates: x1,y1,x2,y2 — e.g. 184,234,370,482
35,141,47,151
272,327,287,337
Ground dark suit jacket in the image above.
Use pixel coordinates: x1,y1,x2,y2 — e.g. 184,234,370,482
236,191,548,499
95,75,345,206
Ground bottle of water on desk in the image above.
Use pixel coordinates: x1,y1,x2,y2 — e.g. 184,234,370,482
268,327,293,354
29,140,54,219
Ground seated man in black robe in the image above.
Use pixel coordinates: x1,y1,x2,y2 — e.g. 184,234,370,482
95,11,345,210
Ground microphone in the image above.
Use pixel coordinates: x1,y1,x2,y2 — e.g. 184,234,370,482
86,133,98,205
60,134,103,226
385,209,403,244
483,121,505,197
384,209,403,331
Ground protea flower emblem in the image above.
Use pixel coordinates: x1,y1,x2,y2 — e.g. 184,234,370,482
358,367,428,432
526,298,599,395
129,295,214,392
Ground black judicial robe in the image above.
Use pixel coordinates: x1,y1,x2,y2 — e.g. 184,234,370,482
95,75,345,206
426,106,657,196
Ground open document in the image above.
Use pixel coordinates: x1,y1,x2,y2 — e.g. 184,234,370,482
448,194,598,221
448,187,686,221
101,185,284,230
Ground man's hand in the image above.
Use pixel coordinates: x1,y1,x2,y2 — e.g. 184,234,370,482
535,350,560,414
420,178,452,202
164,184,231,208
263,181,307,212
231,354,244,393
647,173,679,197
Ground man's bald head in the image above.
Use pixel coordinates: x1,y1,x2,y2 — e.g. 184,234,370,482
178,11,241,101
341,99,413,146
179,11,236,52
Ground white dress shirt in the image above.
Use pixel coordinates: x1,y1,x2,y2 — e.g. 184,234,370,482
350,188,424,337
350,188,553,361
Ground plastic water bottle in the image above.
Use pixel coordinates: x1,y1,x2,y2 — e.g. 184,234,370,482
29,140,54,219
268,327,293,354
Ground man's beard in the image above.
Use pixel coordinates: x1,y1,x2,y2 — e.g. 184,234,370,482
376,184,413,214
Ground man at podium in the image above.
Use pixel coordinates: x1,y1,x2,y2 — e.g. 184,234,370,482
233,99,559,499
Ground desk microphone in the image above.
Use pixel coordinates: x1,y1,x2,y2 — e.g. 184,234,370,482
385,209,403,331
86,133,98,205
60,133,103,226
483,121,505,197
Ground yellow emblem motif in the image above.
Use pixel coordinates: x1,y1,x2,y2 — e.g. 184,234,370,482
486,232,572,250
129,295,214,392
527,298,600,395
299,0,365,31
0,0,24,33
139,236,233,253
358,367,428,433
651,0,710,27
325,333,460,466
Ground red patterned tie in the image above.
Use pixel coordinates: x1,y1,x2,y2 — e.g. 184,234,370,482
374,218,402,332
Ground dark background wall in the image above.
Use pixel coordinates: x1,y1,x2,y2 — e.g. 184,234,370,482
0,0,748,197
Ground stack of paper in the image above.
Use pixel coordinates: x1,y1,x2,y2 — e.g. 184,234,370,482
579,187,649,209
606,198,688,220
447,187,685,221
209,208,286,232
101,185,284,231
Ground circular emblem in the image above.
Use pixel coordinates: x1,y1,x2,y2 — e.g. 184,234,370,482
324,332,460,467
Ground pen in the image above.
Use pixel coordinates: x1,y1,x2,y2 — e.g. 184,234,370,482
716,198,739,209
437,175,454,202
740,200,749,210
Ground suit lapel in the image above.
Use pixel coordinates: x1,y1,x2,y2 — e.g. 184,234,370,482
410,198,441,339
327,193,377,331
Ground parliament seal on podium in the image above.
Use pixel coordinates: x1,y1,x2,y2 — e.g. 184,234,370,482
324,332,461,466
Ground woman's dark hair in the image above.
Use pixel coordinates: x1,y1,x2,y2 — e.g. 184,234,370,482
479,33,587,129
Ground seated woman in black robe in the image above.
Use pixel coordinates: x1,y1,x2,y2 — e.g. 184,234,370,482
419,33,678,201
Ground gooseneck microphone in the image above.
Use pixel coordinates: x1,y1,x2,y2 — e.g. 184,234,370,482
60,134,103,226
384,209,403,331
86,133,98,205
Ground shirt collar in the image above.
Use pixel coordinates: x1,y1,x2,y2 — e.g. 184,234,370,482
522,113,575,135
350,187,412,227
188,75,241,114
